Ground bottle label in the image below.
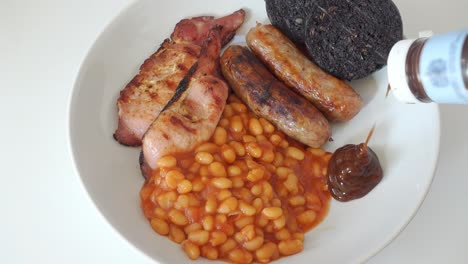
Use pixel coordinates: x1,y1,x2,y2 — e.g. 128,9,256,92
419,29,468,104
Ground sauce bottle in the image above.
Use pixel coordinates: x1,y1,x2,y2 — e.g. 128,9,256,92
387,29,468,104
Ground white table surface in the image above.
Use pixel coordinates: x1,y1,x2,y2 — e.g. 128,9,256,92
2,0,468,263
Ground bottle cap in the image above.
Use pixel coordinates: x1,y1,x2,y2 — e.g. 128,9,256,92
387,39,420,103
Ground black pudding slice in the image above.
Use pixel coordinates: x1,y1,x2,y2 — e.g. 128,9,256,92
265,0,312,43
304,0,403,80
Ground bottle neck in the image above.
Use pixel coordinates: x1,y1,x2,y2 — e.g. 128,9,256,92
406,38,432,103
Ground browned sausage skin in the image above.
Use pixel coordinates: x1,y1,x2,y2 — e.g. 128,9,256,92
220,45,331,148
246,24,363,122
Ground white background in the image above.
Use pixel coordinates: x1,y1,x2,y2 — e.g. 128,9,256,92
1,0,468,263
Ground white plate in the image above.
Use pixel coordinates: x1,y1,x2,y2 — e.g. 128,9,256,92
68,0,440,263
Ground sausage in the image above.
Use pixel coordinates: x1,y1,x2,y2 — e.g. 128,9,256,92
220,45,331,148
246,24,363,122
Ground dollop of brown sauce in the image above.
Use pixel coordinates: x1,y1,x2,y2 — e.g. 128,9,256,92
327,143,383,202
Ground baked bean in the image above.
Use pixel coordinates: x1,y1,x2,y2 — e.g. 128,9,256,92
313,162,321,177
177,180,192,194
252,198,263,214
269,134,283,146
271,198,282,207
250,183,263,196
287,218,299,233
140,95,331,263
205,197,217,214
185,172,196,180
255,242,277,262
201,245,219,260
231,102,248,113
273,215,287,230
256,134,268,143
256,215,269,228
195,151,214,165
262,207,283,220
322,167,327,177
292,232,305,241
188,229,210,245
165,170,185,189
261,149,275,163
305,192,321,207
240,224,256,241
211,178,233,189
191,178,204,192
217,197,238,214
235,216,255,229
231,176,244,188
196,142,218,153
150,218,169,235
243,236,264,251
262,182,274,199
168,209,189,226
275,229,291,241
188,162,201,174
230,115,244,132
229,141,246,156
234,160,248,171
209,162,227,177
157,155,177,168
235,187,254,203
223,104,234,118
184,223,202,234
156,191,177,210
224,224,235,237
276,167,291,180
297,210,317,225
219,118,230,128
215,214,227,225
243,135,257,143
199,165,210,177
187,194,201,207
183,241,200,260
284,173,299,194
174,195,189,210
277,184,289,198
273,152,284,167
202,215,214,231
221,145,237,164
308,148,326,157
248,118,263,135
246,158,259,170
265,223,274,233
213,127,227,145
227,165,242,177
210,231,228,247
246,168,264,182
140,186,153,201
228,248,253,264
259,118,275,134
169,224,185,244
278,240,303,256
245,142,263,158
154,208,167,220
280,140,289,148
239,201,257,216
219,238,237,255
289,196,306,207
217,189,232,201
286,147,305,160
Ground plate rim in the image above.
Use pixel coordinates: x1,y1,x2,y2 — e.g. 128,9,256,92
66,0,442,263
